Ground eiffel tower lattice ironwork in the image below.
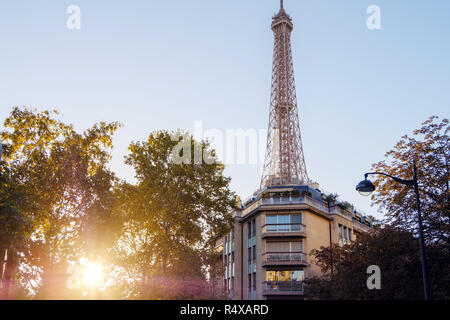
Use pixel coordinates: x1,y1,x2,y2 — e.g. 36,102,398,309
261,1,309,188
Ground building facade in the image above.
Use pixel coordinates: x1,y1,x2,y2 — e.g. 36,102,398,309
217,185,371,300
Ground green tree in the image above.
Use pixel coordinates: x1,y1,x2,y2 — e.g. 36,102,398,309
111,130,237,299
1,107,121,298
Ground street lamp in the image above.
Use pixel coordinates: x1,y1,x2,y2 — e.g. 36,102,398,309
356,160,432,300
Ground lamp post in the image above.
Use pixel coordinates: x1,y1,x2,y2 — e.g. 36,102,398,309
355,160,432,300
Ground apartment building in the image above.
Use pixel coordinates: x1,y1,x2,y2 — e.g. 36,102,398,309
217,185,371,300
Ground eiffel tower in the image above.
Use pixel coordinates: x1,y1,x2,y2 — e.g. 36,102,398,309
261,0,309,188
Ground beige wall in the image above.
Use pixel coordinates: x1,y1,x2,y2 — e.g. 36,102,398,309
303,210,331,278
221,200,370,300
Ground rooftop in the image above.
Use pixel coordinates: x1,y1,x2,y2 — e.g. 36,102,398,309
238,184,373,228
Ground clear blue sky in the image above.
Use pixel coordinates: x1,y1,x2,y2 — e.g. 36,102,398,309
1,0,449,219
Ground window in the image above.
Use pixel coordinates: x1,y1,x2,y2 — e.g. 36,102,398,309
266,270,304,282
265,214,302,232
251,219,256,237
278,215,289,231
338,224,353,245
291,214,302,224
252,272,256,291
266,241,303,253
291,270,305,282
338,224,344,245
266,216,277,231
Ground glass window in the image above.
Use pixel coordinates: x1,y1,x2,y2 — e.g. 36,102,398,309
278,271,290,281
278,215,289,231
266,215,277,231
291,270,305,281
266,270,304,282
290,214,302,224
278,215,289,224
266,215,277,225
266,271,276,282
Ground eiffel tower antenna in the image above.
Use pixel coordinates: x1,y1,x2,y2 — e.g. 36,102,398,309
260,1,309,188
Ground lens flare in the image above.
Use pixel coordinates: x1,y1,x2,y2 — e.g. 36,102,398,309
83,263,103,286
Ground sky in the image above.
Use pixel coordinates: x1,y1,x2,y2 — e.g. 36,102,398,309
1,0,449,220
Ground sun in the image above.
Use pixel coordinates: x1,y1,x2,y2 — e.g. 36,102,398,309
83,263,103,286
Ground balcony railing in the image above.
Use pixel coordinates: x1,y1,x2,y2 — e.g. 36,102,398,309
262,223,306,234
261,196,328,213
262,252,306,264
263,281,304,294
352,219,370,232
241,195,329,217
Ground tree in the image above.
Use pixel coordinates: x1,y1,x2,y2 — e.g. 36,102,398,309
0,163,34,299
371,116,449,246
1,107,121,298
110,130,237,299
306,116,449,300
306,226,449,299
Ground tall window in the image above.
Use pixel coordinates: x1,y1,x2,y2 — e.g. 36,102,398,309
223,230,235,295
251,219,256,237
247,219,256,267
338,224,352,245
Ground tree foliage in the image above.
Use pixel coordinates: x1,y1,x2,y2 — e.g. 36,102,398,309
371,116,449,245
111,130,237,299
306,226,449,299
1,107,121,298
306,116,449,300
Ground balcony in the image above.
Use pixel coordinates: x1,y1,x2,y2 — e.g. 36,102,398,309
261,196,328,213
262,252,307,267
262,281,305,296
261,223,306,238
352,219,370,233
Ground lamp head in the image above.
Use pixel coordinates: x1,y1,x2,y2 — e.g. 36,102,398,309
356,176,375,196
